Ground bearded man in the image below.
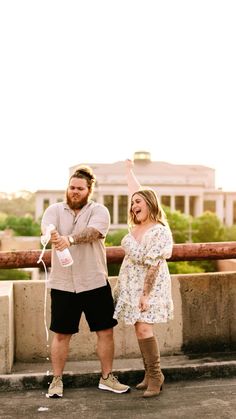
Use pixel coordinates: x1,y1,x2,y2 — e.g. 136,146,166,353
41,166,129,398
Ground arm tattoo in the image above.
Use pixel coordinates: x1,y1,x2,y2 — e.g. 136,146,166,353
72,227,103,244
143,264,159,296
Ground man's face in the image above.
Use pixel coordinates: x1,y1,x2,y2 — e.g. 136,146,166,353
66,177,90,210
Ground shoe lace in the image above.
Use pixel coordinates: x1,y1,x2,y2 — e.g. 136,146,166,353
109,373,119,382
52,376,62,387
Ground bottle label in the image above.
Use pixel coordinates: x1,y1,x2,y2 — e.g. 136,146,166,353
60,256,73,267
57,249,73,267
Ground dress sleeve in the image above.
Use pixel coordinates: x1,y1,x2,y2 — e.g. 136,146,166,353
144,226,173,266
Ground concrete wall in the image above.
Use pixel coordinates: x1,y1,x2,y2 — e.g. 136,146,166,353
0,235,41,252
1,272,236,373
11,277,182,364
179,272,236,352
217,259,236,272
0,282,14,373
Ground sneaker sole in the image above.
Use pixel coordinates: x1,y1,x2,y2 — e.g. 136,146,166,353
46,393,63,398
98,383,130,394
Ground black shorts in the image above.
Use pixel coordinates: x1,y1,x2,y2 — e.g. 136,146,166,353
50,282,118,334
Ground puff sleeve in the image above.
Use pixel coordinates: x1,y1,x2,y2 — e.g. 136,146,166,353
143,225,173,266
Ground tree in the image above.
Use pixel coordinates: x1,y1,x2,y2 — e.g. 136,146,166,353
106,229,128,276
0,269,31,281
0,191,35,217
192,211,225,243
105,229,128,246
0,215,40,236
223,225,236,241
164,207,191,243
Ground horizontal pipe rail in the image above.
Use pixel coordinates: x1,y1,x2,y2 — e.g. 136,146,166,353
0,242,236,269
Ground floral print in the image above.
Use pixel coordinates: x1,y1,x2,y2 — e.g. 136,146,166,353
113,224,174,325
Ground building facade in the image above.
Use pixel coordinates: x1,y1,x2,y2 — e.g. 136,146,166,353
35,151,236,227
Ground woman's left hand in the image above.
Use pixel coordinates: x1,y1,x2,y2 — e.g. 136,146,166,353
139,295,149,312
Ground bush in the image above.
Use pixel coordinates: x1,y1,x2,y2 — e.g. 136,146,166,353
0,269,31,280
168,261,204,274
106,229,128,246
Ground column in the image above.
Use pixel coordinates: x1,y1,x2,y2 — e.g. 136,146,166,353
113,195,118,225
170,195,175,212
215,195,224,222
184,196,190,215
194,195,204,217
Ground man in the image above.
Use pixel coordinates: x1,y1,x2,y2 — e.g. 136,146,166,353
41,165,130,398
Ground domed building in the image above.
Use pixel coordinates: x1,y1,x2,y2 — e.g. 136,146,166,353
35,151,236,227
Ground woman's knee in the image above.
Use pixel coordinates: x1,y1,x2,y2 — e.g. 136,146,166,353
135,323,153,339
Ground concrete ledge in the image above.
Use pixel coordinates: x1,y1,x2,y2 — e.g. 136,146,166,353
1,354,236,392
0,282,14,374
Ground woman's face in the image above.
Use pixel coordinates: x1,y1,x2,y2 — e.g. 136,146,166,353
131,193,149,224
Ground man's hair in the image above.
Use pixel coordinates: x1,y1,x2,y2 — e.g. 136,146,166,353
70,165,96,193
128,189,168,227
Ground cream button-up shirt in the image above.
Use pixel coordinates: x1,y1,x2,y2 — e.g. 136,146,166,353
41,200,110,293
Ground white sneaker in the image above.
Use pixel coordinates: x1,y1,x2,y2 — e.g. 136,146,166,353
46,376,63,398
98,373,130,394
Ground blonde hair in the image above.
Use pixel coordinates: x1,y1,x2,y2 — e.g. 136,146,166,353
128,189,168,227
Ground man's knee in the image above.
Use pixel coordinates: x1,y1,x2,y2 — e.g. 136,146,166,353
96,328,114,340
53,333,72,343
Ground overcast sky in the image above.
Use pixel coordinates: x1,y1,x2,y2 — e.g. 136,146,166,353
0,1,236,193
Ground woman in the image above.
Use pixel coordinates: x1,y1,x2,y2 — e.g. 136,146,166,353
113,160,174,398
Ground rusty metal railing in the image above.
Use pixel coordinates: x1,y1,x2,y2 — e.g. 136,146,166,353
0,242,236,269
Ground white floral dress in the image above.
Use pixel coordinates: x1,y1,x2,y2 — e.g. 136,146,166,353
113,224,174,325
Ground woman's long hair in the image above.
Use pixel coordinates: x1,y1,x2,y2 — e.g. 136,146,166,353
128,189,168,227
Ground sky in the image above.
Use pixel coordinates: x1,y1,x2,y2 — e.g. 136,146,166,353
0,1,236,194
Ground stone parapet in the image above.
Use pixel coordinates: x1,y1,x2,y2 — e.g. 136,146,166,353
0,272,236,374
0,282,14,373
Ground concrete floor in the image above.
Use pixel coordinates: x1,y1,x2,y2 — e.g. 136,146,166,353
1,353,236,418
0,377,236,419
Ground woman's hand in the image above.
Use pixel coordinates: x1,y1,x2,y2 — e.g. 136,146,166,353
125,159,133,171
139,295,149,312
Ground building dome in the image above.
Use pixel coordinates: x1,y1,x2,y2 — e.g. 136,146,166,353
133,151,151,163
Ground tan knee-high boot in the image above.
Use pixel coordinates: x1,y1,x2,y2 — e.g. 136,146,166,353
139,336,164,398
136,338,149,390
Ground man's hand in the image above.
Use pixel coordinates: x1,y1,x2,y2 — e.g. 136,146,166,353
51,231,70,251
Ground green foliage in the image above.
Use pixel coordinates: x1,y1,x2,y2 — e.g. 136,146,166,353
168,261,204,274
106,229,127,276
191,211,225,243
164,207,191,243
0,212,7,223
106,229,128,246
0,269,31,280
107,263,121,276
0,191,35,217
193,260,217,272
169,260,217,274
0,215,41,236
223,225,236,241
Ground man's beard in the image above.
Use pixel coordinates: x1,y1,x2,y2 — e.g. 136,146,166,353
66,192,89,210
